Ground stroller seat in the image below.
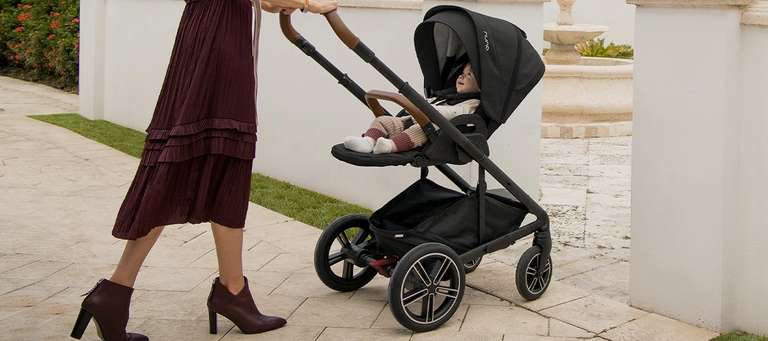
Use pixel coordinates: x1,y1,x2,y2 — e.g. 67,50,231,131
332,103,492,167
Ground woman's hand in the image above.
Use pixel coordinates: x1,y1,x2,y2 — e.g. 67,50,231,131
260,0,336,15
307,0,338,14
261,0,290,13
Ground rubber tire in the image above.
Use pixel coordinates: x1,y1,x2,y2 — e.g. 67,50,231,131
463,256,482,274
314,214,378,292
388,243,465,332
515,245,553,301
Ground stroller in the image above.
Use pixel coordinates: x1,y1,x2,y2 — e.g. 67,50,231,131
280,6,552,331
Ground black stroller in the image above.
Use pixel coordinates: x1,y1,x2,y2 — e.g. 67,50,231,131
281,6,552,331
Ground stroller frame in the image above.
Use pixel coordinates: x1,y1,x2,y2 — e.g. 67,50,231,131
281,8,552,331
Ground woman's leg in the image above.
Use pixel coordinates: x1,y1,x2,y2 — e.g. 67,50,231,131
109,226,165,287
206,221,287,334
211,221,245,294
71,226,163,340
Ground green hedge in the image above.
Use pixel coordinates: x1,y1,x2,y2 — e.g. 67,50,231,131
0,0,79,91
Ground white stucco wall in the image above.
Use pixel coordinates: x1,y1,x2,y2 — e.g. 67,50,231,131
101,0,184,130
630,0,768,335
543,0,636,46
79,0,546,210
726,8,768,334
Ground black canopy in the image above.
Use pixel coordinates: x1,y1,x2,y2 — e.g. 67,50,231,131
414,6,545,127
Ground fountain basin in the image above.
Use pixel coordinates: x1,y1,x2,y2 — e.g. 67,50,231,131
541,57,634,138
543,22,610,45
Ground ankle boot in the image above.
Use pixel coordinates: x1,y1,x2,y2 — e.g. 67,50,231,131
70,279,148,341
207,277,287,334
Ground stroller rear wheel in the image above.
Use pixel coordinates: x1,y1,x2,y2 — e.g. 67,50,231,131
515,245,552,300
314,214,378,292
388,243,465,332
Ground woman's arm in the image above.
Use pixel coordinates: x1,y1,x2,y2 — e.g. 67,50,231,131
260,0,337,14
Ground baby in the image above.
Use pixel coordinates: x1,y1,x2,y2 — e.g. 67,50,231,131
344,62,480,154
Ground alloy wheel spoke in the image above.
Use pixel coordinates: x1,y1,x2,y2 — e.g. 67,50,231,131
328,251,345,266
402,288,429,307
335,233,351,248
433,257,452,283
421,294,436,322
527,276,540,292
341,259,355,279
351,230,370,245
413,262,433,287
434,285,460,299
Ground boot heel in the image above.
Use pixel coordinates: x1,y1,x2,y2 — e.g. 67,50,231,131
70,308,93,339
209,309,217,334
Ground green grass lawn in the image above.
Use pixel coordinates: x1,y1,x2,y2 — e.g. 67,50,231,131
711,332,768,341
29,113,372,229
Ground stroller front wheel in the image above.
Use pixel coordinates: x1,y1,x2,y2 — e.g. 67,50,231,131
388,243,465,332
515,245,553,300
314,214,378,292
463,256,482,273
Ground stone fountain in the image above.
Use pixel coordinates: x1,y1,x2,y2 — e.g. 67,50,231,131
541,0,634,138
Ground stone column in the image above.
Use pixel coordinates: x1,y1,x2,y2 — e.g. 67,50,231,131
627,0,762,334
78,0,107,120
726,0,768,335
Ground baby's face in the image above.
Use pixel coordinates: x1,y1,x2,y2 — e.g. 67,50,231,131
456,64,480,93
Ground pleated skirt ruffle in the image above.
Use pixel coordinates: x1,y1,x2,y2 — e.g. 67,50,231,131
112,0,258,240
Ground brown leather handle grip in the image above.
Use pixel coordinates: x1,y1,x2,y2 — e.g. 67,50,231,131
364,90,431,127
279,11,301,43
324,10,360,50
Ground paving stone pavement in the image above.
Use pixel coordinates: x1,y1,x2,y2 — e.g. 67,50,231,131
0,76,719,340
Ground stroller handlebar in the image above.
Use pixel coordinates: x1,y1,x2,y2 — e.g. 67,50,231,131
278,11,301,43
278,10,360,49
324,10,360,49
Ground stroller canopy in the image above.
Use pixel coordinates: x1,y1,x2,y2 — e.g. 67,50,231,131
414,6,545,126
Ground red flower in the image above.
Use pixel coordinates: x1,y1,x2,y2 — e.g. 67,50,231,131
55,57,60,61
72,18,79,23
48,34,55,39
15,27,23,32
24,5,32,9
25,49,31,53
50,20,59,28
17,13,30,21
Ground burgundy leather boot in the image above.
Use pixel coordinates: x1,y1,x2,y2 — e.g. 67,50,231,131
207,277,287,334
70,279,148,341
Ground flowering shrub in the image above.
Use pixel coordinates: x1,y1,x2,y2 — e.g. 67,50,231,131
0,0,79,90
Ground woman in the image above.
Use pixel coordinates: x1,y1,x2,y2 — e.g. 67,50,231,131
70,0,337,340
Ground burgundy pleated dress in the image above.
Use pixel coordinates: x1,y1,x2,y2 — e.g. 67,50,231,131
112,0,261,240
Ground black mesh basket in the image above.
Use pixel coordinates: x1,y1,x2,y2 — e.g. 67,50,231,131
370,179,529,257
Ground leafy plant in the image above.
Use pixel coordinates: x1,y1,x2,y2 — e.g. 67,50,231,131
576,38,633,59
0,0,79,91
